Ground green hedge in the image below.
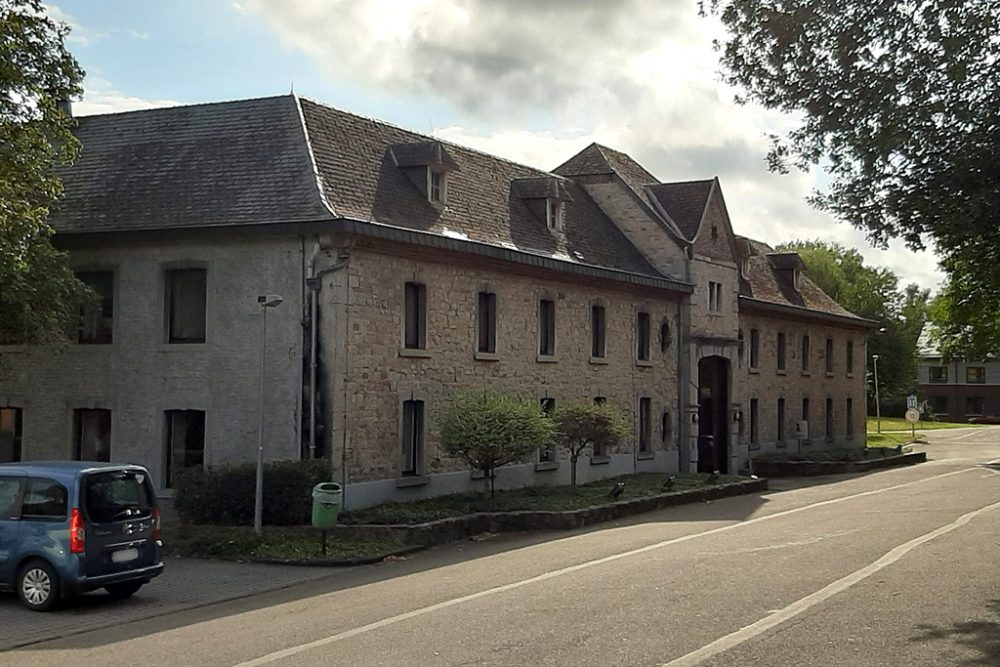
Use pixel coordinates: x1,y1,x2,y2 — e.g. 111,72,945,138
173,459,332,526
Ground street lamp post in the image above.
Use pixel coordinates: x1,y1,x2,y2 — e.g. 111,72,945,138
872,353,881,435
255,295,283,536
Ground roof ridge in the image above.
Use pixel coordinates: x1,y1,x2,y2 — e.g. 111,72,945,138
297,96,572,180
75,93,294,119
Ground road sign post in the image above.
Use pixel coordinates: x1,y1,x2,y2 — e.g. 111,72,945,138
905,407,920,442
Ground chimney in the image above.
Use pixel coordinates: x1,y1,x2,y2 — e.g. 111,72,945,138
56,98,73,117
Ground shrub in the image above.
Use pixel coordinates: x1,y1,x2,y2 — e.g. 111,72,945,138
439,391,555,497
553,401,630,485
173,458,331,526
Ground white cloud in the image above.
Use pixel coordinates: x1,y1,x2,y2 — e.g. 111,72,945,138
240,0,943,289
74,89,182,116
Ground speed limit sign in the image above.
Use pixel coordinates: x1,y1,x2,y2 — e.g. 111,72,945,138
905,408,920,423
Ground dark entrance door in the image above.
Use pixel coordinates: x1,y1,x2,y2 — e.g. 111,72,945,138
697,356,730,473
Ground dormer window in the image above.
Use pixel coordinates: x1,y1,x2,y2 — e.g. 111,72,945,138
546,199,563,231
793,268,802,291
428,170,445,205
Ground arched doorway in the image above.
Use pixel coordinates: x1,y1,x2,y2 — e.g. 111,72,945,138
697,355,730,473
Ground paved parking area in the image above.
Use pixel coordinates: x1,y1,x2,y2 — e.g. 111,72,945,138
0,557,339,650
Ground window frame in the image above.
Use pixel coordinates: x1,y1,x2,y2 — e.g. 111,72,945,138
538,298,556,358
545,199,563,231
73,408,112,462
825,397,834,440
403,281,428,351
846,340,854,376
825,337,834,374
638,397,652,455
636,311,651,362
0,407,23,463
476,290,497,355
777,398,786,442
400,399,425,477
164,409,206,489
165,267,208,344
966,366,986,384
749,329,759,370
928,366,948,383
966,396,985,416
76,269,115,345
749,398,759,446
590,303,606,360
776,332,787,372
427,169,446,205
801,335,810,373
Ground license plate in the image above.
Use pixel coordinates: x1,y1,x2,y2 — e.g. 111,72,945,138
111,548,138,563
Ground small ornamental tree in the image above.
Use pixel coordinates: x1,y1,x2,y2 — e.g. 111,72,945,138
439,391,555,497
554,401,630,486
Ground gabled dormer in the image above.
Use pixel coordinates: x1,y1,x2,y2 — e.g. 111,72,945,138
767,252,805,292
389,141,460,208
511,176,573,233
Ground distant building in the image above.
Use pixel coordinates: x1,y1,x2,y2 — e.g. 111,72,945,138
0,95,873,507
917,326,1000,421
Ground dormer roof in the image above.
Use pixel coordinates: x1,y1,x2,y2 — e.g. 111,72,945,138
511,176,574,201
389,141,460,171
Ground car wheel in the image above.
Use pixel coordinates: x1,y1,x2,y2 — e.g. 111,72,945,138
17,560,60,612
104,581,144,599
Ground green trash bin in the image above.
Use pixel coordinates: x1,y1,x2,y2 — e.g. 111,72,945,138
311,482,342,529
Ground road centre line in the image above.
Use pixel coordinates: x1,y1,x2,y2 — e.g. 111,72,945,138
660,500,1000,667
230,466,977,667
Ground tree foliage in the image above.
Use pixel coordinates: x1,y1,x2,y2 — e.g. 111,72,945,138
706,0,999,353
438,391,555,497
0,0,91,344
778,240,928,406
552,401,630,486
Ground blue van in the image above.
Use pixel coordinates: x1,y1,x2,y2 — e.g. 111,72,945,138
0,462,164,611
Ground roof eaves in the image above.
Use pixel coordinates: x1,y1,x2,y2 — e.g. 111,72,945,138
333,216,694,294
739,295,877,329
294,94,338,218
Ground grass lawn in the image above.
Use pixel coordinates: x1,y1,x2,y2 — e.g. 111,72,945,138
754,443,909,463
866,416,984,431
340,472,743,525
866,432,918,447
163,524,406,561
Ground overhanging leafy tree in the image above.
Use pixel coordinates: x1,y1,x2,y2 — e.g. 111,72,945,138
705,0,999,354
438,391,555,498
552,401,630,487
1,0,91,344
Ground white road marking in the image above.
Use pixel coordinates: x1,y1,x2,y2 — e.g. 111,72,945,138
953,429,992,441
230,466,976,667
660,500,1000,667
697,528,862,556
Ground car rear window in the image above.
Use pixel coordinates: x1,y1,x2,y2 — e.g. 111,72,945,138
84,470,154,523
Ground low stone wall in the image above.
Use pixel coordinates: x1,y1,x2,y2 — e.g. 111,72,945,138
750,451,926,478
331,478,768,547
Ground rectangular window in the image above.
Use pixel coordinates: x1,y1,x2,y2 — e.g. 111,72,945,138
801,335,810,372
21,478,67,520
590,304,606,358
638,397,652,453
77,270,114,344
0,477,23,519
749,329,759,369
966,396,984,416
545,199,563,231
539,398,556,462
476,291,497,354
777,333,786,371
0,407,22,463
928,366,948,383
966,367,986,384
846,341,854,375
846,398,854,437
825,338,834,374
164,410,205,489
73,409,111,462
802,397,810,424
166,268,207,343
749,399,759,445
401,400,424,476
538,299,556,356
708,282,722,312
403,282,427,350
825,398,834,439
928,395,948,414
428,170,444,204
777,398,786,441
636,311,651,361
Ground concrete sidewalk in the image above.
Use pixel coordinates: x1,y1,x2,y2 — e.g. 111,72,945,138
0,557,341,651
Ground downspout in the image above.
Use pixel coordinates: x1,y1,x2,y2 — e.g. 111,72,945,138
306,239,349,460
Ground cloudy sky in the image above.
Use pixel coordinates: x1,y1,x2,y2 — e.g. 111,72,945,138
50,0,943,291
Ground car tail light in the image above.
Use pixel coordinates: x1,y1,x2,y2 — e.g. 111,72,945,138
70,508,85,554
153,507,161,541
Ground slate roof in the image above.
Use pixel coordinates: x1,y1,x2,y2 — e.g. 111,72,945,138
645,180,714,241
51,96,330,232
297,99,661,278
737,237,867,322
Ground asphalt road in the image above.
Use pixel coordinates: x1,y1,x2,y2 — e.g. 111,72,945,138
5,427,999,667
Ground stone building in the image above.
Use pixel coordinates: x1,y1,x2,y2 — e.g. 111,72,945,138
916,326,1000,422
0,95,872,507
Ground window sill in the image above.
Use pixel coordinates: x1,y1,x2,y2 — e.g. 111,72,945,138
399,347,432,359
776,370,787,376
636,451,655,461
589,456,611,466
748,367,759,374
635,360,654,368
395,475,428,488
589,356,609,365
536,354,559,363
801,371,811,377
474,351,500,362
846,373,855,379
748,442,761,451
534,461,559,472
825,372,835,378
159,343,209,352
